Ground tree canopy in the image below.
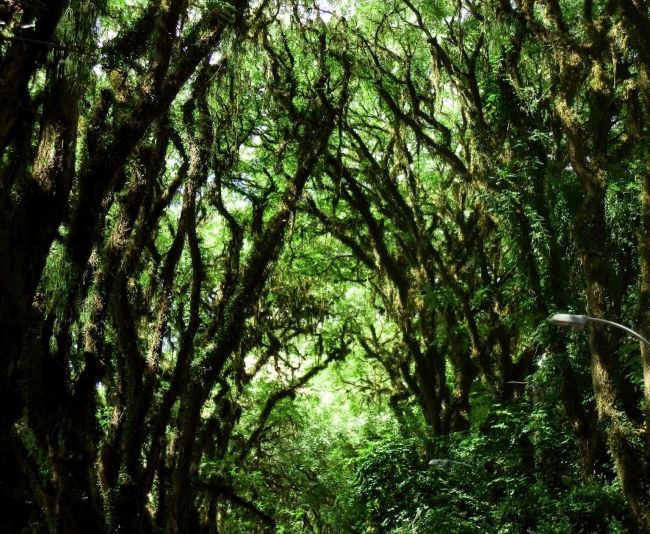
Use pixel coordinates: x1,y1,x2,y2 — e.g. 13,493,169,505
1,0,650,532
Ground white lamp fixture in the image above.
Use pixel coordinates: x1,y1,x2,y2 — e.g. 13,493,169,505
549,313,588,331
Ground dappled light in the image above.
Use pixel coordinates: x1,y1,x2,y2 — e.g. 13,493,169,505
1,0,650,532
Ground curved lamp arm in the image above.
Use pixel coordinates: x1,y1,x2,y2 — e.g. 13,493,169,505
550,313,650,348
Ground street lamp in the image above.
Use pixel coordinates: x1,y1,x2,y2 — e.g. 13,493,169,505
550,313,650,347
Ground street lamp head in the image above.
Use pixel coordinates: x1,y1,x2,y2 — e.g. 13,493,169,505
550,313,589,331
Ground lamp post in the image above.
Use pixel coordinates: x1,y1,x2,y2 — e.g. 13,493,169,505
549,313,650,348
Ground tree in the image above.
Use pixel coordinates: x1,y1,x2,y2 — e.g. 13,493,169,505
3,0,650,531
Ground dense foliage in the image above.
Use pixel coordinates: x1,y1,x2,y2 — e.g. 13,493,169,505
1,0,650,532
